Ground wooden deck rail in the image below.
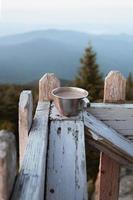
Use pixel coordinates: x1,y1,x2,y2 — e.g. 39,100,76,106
0,71,133,200
95,71,126,200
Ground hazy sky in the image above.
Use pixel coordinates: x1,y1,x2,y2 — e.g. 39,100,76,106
1,0,133,34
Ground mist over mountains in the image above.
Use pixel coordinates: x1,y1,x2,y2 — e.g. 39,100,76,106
0,29,133,83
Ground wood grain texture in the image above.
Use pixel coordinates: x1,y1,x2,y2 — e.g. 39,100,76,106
11,102,50,200
84,112,133,164
98,153,120,200
0,130,17,200
46,107,88,200
88,103,133,138
85,133,133,168
39,73,60,101
19,90,33,166
104,71,126,103
98,70,126,200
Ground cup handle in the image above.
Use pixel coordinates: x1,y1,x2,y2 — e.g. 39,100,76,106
81,98,90,109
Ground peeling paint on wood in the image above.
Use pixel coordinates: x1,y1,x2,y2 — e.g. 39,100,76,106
86,133,133,168
84,111,133,164
46,111,88,200
11,102,50,200
88,103,133,138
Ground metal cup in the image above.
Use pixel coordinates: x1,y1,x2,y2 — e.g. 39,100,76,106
52,87,90,116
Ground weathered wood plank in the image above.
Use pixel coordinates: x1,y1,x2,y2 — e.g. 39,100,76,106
89,104,133,121
85,134,133,168
89,103,133,137
19,90,33,166
11,102,50,200
91,103,133,109
104,71,126,103
39,73,60,101
94,71,126,200
0,130,17,200
125,136,133,141
98,153,120,199
46,109,88,200
84,111,133,164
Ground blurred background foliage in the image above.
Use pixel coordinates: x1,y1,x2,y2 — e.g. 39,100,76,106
0,84,38,144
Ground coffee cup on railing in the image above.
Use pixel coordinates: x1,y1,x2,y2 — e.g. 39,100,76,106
52,87,90,116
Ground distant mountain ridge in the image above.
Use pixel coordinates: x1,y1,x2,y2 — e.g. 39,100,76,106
0,29,132,83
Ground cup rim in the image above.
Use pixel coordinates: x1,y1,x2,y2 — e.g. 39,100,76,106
52,87,88,100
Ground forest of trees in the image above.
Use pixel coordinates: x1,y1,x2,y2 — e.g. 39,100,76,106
0,44,132,137
0,44,132,198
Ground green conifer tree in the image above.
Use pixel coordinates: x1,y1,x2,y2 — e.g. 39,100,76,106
126,72,133,100
74,45,103,101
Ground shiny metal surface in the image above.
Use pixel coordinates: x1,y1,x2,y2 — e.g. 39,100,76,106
52,87,89,116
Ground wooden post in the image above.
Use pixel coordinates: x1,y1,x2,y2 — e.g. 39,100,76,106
12,74,60,200
97,71,126,200
46,104,88,200
0,130,17,200
39,73,60,102
19,90,33,166
104,71,126,103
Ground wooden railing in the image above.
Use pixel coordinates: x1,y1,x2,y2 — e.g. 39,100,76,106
0,71,133,200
